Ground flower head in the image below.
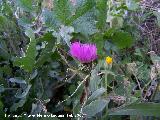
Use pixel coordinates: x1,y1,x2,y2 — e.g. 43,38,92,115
70,42,97,63
106,56,113,64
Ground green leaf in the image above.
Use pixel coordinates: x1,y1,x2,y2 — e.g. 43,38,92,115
109,103,160,116
34,78,44,98
89,63,102,92
111,17,123,28
88,88,106,101
9,77,26,83
73,100,81,115
14,57,34,72
30,102,43,114
96,0,107,30
25,28,35,40
2,2,13,16
14,37,36,72
42,9,61,30
73,10,98,36
126,0,139,10
16,0,33,12
104,28,116,38
0,85,5,93
114,81,126,96
10,98,26,112
15,85,31,98
82,99,109,118
53,0,72,24
0,100,3,111
153,11,160,27
111,31,133,49
18,17,32,27
59,25,74,46
0,15,8,28
36,33,56,67
92,33,105,56
0,40,10,60
30,70,38,80
0,100,8,120
67,0,95,24
136,62,150,83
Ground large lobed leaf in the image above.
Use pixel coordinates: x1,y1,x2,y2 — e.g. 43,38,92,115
95,0,107,31
16,0,33,12
53,0,72,24
109,103,160,116
14,28,36,72
105,29,133,49
82,99,109,118
67,0,95,25
88,88,106,102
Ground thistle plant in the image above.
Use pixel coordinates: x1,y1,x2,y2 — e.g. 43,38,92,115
70,42,97,63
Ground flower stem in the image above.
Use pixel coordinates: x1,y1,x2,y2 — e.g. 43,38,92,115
105,64,108,95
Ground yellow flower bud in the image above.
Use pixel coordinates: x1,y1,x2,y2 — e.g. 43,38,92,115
106,56,113,64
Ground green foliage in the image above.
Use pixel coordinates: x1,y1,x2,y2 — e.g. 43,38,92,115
88,88,106,102
16,0,33,12
82,99,109,118
111,31,133,49
73,10,98,36
0,85,5,93
153,11,160,27
14,28,36,72
105,29,133,49
96,0,107,31
89,61,103,92
126,0,139,10
10,98,26,112
67,0,95,25
109,103,160,116
36,33,56,67
42,9,61,30
0,101,8,120
92,33,105,56
53,0,72,24
0,40,10,60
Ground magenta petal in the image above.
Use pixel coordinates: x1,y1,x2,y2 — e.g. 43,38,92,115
70,42,97,63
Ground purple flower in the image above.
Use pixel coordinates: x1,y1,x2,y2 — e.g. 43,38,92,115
70,42,97,63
